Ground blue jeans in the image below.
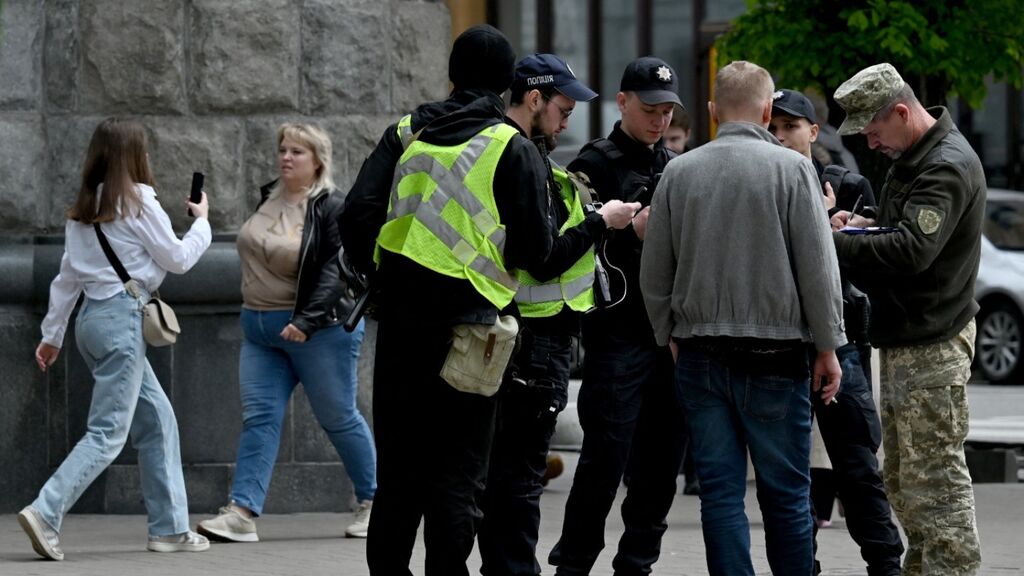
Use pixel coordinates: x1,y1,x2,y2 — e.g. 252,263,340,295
676,342,813,576
34,290,190,537
232,309,376,514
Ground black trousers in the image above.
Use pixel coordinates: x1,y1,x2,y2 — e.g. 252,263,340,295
479,322,572,576
549,327,686,575
366,318,498,576
813,343,904,576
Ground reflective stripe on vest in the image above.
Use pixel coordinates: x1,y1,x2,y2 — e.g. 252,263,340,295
514,166,596,317
396,114,416,150
376,121,519,308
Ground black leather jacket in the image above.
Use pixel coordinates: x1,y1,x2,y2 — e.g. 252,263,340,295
257,181,353,337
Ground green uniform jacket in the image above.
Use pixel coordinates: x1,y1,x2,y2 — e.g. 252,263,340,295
834,107,986,347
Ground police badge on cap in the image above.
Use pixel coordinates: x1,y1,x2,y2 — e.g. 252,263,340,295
619,56,682,107
771,89,818,124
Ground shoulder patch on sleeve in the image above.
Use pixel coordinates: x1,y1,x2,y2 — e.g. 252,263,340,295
916,206,944,235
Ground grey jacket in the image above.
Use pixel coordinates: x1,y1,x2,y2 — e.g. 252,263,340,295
640,122,847,352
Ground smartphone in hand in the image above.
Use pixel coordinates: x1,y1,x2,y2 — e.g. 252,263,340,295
188,172,204,217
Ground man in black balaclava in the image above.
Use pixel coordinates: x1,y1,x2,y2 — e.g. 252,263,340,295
339,24,553,576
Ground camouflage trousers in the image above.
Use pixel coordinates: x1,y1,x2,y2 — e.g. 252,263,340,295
879,319,982,575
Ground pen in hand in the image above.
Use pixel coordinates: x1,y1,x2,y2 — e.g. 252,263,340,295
848,194,863,225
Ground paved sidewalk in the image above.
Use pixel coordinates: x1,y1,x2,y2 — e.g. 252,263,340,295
2,452,1021,575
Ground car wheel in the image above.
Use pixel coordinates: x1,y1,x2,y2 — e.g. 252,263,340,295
976,301,1023,383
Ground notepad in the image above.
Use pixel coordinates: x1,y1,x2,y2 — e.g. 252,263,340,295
839,226,899,235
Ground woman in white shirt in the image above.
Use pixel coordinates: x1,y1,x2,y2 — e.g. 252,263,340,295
19,117,213,561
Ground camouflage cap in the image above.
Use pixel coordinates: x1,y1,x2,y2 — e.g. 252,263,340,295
833,63,906,136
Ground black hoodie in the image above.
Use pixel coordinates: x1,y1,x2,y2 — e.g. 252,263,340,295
340,89,553,326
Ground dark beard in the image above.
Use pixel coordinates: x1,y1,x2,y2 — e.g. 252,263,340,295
530,110,558,151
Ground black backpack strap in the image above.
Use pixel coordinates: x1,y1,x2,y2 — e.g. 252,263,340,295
822,164,850,196
94,223,132,284
581,137,625,161
578,137,634,201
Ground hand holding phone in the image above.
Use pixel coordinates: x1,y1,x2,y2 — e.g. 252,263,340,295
188,172,204,217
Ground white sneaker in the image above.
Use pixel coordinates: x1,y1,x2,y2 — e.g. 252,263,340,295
147,530,210,553
344,500,372,538
197,505,259,542
18,506,63,561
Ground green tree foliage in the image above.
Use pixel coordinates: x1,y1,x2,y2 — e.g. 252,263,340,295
716,0,1024,108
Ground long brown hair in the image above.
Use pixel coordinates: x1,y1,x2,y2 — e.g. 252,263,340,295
67,117,155,223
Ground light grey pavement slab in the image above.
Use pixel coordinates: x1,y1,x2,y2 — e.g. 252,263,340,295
2,452,1021,575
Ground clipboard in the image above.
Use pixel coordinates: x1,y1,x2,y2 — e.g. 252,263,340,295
839,226,899,235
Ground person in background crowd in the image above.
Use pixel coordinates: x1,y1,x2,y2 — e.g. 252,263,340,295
663,103,692,154
22,117,212,560
804,87,862,173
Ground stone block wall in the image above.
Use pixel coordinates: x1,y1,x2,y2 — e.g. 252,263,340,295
0,0,450,514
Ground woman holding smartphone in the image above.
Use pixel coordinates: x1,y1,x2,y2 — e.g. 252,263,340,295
20,117,213,560
197,123,375,543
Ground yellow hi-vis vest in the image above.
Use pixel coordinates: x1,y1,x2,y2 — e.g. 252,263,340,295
375,115,520,309
514,165,596,317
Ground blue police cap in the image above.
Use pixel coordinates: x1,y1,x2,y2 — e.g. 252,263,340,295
513,53,598,102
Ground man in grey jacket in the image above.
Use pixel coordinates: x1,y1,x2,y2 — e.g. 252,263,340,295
640,60,845,576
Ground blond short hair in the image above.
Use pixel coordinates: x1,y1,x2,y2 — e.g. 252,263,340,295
714,61,774,118
271,122,336,198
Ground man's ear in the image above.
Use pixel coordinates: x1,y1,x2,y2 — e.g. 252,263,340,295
760,100,772,127
529,89,544,112
617,92,628,114
809,123,820,143
895,102,912,124
707,101,718,125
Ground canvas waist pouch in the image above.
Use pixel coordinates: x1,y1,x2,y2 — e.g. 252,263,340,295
440,315,519,397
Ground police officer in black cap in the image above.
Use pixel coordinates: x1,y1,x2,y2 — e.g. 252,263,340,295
339,24,553,576
548,56,688,576
477,53,639,576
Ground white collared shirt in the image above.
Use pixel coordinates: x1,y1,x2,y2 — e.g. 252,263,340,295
40,183,212,346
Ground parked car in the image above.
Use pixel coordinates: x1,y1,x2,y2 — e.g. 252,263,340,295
974,188,1024,383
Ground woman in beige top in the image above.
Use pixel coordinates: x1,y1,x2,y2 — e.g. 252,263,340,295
197,124,375,542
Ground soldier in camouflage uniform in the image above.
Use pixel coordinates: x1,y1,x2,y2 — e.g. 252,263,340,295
830,63,986,575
